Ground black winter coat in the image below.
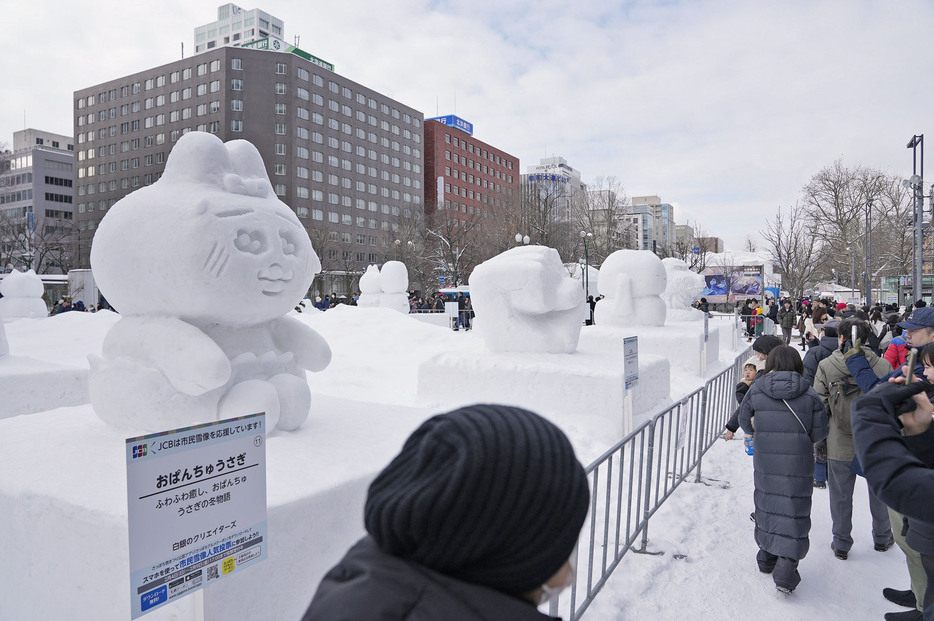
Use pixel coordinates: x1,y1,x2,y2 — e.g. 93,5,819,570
738,372,829,560
853,390,934,555
302,537,557,621
802,336,838,386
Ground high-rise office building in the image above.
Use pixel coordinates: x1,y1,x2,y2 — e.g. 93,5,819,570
194,4,284,53
423,116,519,224
0,129,76,273
631,195,675,253
520,156,586,224
73,44,424,287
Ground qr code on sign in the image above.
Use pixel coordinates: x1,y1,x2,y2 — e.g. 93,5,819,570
207,564,219,581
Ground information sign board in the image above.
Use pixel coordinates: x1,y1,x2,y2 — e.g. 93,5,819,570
624,336,638,390
126,414,267,618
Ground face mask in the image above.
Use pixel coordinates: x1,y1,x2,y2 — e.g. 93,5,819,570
536,545,578,606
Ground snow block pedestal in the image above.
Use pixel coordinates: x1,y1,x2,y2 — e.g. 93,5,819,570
579,322,721,381
416,348,670,439
0,356,88,419
0,397,433,621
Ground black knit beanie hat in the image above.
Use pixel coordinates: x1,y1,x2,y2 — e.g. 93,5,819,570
753,334,783,355
364,403,590,596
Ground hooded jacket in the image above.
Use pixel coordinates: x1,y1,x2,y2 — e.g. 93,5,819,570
802,335,838,386
738,371,828,560
814,348,892,462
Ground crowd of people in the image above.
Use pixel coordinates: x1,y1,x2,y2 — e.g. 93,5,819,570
724,300,934,620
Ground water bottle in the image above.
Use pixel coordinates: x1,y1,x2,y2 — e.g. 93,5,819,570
744,433,754,456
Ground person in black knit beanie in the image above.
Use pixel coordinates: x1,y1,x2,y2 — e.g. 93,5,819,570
302,403,590,620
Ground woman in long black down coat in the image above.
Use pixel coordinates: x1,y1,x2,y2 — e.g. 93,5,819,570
738,345,829,594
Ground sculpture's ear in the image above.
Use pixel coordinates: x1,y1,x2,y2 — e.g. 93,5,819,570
160,132,233,188
225,139,274,198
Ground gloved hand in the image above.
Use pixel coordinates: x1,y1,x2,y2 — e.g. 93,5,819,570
842,338,864,360
868,381,928,419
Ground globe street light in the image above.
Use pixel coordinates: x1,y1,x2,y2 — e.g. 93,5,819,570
580,230,593,302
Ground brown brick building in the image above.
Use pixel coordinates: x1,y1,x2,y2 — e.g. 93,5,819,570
423,117,519,225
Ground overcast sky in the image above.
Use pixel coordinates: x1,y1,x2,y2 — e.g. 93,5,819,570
4,0,932,251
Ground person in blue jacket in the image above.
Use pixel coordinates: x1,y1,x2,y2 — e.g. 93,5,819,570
853,377,934,621
845,307,934,621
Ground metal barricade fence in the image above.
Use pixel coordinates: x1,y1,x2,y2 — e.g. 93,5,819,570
549,345,753,620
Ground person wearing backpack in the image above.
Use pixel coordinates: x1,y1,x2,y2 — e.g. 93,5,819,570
814,318,894,562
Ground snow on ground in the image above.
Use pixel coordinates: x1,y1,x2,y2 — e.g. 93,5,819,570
1,310,910,620
583,432,909,620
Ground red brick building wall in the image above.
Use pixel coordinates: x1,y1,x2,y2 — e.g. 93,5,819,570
423,120,519,224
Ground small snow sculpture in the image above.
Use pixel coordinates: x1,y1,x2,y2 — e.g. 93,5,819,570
379,261,409,314
0,270,49,320
595,250,667,327
469,245,584,353
356,265,382,308
356,261,409,313
88,132,331,433
661,258,706,321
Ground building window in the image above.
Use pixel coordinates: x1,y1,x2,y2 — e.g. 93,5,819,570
231,120,243,132
274,164,286,175
275,83,287,95
274,123,287,135
231,99,243,111
275,103,287,115
276,62,287,74
231,79,243,91
231,58,243,70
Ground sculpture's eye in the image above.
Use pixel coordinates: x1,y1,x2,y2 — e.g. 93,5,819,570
280,231,296,255
234,229,266,254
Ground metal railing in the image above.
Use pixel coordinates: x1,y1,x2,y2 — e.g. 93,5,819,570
549,345,753,620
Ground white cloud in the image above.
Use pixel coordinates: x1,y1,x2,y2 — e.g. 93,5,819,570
4,0,932,253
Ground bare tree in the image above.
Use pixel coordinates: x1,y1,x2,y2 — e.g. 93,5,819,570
743,235,758,252
800,160,905,300
760,203,823,301
570,176,633,265
658,220,713,273
519,175,576,260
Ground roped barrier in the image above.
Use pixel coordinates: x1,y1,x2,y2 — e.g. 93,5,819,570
548,345,753,620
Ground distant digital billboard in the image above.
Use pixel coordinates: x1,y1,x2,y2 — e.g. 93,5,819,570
701,265,764,303
427,115,474,135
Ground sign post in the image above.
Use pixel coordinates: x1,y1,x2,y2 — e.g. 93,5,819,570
623,337,638,430
126,414,268,618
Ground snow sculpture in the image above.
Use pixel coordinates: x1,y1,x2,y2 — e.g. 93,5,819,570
469,245,584,353
379,261,409,314
595,249,667,327
88,132,331,432
356,261,409,313
0,269,49,320
661,258,706,321
356,265,382,308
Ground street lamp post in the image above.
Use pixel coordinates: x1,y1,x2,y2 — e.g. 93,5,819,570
865,198,872,307
846,246,855,302
579,230,593,301
907,134,924,302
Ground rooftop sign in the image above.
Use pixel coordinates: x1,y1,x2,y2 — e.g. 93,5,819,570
428,115,473,135
240,37,334,72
